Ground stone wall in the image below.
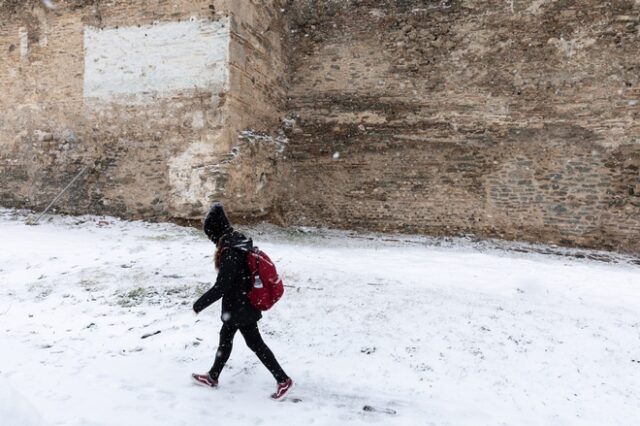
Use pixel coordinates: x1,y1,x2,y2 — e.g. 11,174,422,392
280,0,640,253
1,0,639,253
223,0,289,221
0,0,287,222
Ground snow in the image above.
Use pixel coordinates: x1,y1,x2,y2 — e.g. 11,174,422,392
0,376,44,426
1,208,639,425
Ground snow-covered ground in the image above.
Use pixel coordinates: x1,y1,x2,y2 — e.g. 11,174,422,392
1,208,639,426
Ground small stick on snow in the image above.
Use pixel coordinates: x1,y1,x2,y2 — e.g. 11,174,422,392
141,330,161,339
362,405,397,415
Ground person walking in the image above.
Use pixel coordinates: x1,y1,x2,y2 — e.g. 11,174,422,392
191,203,293,400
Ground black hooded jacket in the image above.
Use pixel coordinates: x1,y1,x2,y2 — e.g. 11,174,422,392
193,231,262,326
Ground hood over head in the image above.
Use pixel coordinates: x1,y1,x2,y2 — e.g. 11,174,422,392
203,202,232,244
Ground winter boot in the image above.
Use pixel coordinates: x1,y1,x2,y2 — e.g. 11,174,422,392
271,377,293,399
192,373,218,388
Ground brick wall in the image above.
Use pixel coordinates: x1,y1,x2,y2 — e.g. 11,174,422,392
1,0,639,253
280,0,640,253
0,0,287,222
223,0,289,221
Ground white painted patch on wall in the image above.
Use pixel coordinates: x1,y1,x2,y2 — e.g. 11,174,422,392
18,27,28,58
83,18,229,102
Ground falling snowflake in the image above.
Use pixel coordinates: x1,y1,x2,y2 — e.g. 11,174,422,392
41,0,56,10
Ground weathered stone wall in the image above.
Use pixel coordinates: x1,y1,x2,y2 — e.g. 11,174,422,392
2,0,640,253
223,0,289,221
0,0,287,222
281,0,640,253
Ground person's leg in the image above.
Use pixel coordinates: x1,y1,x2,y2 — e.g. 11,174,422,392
239,323,288,383
209,322,238,380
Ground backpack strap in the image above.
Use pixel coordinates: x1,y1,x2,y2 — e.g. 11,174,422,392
254,247,261,270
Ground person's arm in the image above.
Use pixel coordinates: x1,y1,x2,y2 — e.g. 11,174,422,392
193,249,244,314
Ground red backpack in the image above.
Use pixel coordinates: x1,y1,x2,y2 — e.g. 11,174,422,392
246,247,284,311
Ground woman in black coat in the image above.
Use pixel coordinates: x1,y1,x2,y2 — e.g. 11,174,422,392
191,203,293,400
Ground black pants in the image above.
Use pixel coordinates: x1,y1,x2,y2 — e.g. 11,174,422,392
209,322,288,383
